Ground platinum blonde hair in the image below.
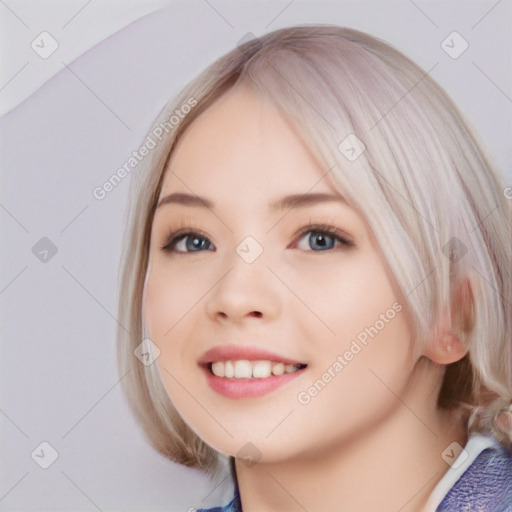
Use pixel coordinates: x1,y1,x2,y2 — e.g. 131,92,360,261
116,25,512,475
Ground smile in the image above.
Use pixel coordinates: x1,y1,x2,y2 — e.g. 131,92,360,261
199,345,308,399
209,360,306,379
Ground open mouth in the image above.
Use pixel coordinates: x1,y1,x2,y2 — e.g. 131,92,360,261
206,360,308,379
198,345,308,398
200,360,308,399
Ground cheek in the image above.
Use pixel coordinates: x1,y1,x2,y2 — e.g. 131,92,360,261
143,277,173,340
142,270,196,392
294,251,415,406
143,266,198,341
142,271,206,427
290,308,413,453
142,264,212,377
292,252,403,349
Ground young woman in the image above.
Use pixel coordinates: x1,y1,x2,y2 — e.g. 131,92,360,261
116,26,511,511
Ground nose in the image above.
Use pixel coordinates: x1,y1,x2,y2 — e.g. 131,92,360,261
204,256,282,325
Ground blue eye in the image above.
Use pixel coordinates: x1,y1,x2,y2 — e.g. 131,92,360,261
161,226,353,254
296,228,351,251
162,232,214,253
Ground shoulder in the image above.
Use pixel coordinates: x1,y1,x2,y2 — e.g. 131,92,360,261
437,443,512,511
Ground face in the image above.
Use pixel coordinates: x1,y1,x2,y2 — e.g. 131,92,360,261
143,85,416,462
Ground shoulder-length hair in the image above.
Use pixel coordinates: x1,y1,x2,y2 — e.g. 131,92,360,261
116,25,512,476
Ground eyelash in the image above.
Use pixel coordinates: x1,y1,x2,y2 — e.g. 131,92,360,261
160,223,354,253
293,224,354,250
160,226,211,252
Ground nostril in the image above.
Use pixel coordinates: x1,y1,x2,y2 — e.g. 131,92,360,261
214,310,263,320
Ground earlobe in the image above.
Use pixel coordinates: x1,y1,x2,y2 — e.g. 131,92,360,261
423,278,474,365
423,330,468,365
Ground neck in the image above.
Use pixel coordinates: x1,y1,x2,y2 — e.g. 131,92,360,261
234,365,467,511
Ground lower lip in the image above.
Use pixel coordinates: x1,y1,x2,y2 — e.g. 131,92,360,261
203,367,306,399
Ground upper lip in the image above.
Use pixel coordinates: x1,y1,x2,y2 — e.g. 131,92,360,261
198,344,307,366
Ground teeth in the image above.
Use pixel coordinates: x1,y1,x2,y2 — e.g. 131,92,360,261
234,360,252,378
253,361,272,378
211,361,225,377
210,360,304,379
225,360,234,378
272,362,284,376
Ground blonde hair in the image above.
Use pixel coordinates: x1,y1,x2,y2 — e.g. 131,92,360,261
116,25,512,475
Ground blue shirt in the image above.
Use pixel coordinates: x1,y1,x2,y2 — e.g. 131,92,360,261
196,445,512,512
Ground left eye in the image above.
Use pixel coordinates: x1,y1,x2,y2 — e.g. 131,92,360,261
296,230,346,251
173,234,214,253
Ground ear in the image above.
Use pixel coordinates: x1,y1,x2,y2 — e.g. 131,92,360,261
423,279,474,365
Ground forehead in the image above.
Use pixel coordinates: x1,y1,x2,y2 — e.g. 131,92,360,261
160,85,337,201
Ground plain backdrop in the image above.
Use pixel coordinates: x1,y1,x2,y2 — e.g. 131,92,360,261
1,1,511,511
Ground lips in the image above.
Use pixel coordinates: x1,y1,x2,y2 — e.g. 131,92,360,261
198,344,308,399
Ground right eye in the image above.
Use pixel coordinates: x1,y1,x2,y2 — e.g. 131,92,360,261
161,231,215,253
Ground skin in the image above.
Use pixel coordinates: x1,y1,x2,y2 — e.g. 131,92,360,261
143,85,468,511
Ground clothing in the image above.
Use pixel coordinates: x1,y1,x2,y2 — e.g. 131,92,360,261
195,435,511,512
425,434,511,511
430,435,512,511
195,478,241,512
196,493,241,512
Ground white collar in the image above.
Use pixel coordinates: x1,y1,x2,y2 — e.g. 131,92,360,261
422,434,497,511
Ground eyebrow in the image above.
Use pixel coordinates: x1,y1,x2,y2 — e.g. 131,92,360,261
156,192,214,209
156,192,346,211
269,192,346,211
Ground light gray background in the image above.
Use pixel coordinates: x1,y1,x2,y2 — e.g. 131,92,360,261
1,1,511,511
